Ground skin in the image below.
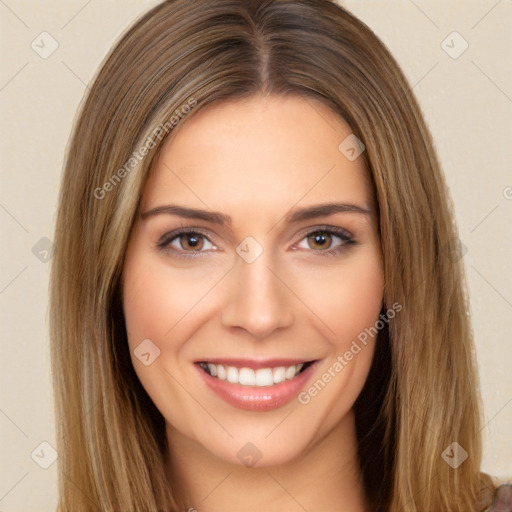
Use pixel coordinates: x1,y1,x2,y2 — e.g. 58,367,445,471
122,94,384,511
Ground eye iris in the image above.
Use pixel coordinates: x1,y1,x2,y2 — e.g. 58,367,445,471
309,232,331,250
181,233,203,251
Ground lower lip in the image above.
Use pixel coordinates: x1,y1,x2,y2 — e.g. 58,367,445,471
195,362,318,411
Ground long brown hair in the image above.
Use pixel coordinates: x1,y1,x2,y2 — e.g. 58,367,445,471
50,0,496,509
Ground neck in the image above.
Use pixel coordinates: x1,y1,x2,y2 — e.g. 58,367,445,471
165,410,369,512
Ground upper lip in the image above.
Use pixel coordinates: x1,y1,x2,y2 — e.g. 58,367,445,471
196,358,316,370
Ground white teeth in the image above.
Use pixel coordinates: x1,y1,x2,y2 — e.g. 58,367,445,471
273,366,286,384
216,364,226,380
255,368,274,386
285,365,297,380
226,366,238,383
202,362,308,387
238,367,256,386
207,363,217,377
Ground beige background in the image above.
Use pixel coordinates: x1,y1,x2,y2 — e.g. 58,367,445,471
1,1,511,510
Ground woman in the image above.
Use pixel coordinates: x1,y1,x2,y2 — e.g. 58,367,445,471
49,0,509,510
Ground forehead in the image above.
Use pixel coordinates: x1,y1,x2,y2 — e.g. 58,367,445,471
141,95,374,218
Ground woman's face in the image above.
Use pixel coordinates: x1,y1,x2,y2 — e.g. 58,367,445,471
122,94,384,467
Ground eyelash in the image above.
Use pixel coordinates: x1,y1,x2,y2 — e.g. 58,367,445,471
156,225,356,260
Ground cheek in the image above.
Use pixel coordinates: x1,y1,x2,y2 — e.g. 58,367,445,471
295,251,384,424
297,248,384,349
337,260,384,344
122,252,217,345
121,249,205,430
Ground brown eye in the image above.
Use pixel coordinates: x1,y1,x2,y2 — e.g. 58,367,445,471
307,232,333,250
295,227,355,256
157,229,216,257
179,233,204,251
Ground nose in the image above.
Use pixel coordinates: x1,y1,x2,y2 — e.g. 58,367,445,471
220,249,295,338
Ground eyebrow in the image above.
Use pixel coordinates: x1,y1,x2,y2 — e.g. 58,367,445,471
140,202,373,226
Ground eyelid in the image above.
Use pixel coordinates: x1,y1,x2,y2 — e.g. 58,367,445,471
296,224,353,242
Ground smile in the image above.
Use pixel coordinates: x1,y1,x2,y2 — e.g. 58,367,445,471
195,358,319,411
198,361,313,387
